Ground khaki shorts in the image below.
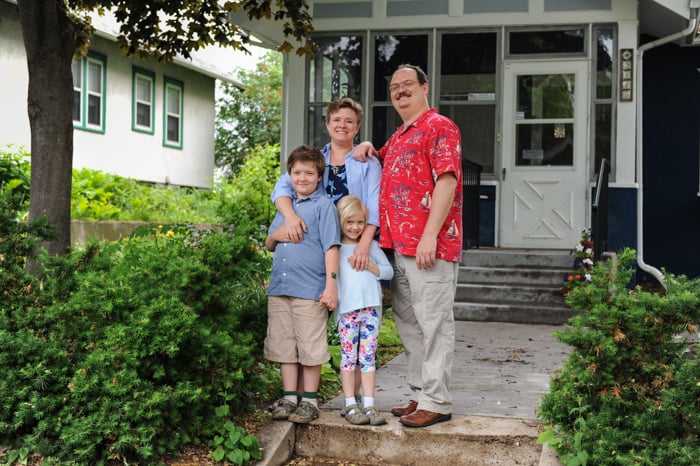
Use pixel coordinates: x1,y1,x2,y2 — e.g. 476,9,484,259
264,296,329,366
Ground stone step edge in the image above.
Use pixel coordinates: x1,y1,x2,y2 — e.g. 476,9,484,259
254,412,564,466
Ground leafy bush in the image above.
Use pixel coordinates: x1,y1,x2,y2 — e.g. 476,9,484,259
217,144,280,242
538,248,700,465
0,145,31,217
0,224,271,465
71,168,221,223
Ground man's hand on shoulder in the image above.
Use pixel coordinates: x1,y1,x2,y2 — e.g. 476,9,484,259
351,141,378,163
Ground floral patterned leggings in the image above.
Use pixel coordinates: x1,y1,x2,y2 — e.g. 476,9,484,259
337,307,380,373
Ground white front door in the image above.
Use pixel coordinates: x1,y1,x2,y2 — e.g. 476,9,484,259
499,60,590,248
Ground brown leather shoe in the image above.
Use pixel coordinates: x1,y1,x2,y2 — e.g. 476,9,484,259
399,409,452,428
390,399,418,417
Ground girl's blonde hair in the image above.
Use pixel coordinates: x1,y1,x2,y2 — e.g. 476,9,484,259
336,194,368,228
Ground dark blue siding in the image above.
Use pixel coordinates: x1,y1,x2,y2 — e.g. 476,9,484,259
642,38,700,278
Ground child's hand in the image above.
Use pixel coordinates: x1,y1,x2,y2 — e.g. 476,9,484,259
319,284,338,311
284,213,306,243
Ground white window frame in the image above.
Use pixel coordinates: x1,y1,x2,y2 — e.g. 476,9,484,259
72,52,107,133
132,67,155,134
163,76,184,149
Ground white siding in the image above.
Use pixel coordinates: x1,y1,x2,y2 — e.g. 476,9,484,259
0,2,216,188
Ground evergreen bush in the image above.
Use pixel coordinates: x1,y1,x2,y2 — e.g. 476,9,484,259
0,223,270,465
538,248,700,465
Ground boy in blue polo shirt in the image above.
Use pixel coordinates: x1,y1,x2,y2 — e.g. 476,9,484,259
264,144,340,424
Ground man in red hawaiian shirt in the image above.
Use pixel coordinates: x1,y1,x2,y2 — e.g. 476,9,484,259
354,64,462,428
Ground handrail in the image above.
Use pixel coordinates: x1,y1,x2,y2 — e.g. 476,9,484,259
592,158,609,262
461,159,482,249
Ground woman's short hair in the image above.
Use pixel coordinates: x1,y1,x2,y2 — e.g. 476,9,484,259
325,97,363,124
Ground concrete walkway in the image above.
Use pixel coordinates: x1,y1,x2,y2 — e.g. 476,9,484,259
256,321,572,465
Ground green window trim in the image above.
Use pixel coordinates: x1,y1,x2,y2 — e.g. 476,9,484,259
132,66,156,134
72,51,107,134
163,76,184,149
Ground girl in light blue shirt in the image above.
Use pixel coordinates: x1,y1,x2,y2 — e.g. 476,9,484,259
334,195,393,426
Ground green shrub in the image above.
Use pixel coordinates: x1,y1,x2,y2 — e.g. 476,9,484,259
0,145,31,217
217,144,280,243
0,225,270,465
538,248,700,465
71,168,221,223
0,165,55,319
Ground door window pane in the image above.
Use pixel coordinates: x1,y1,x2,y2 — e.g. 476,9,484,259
517,74,575,119
373,34,428,101
516,123,574,166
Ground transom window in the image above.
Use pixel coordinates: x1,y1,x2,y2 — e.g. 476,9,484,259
507,27,587,57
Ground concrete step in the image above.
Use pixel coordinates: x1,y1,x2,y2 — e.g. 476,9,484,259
456,283,566,306
459,266,567,286
455,249,573,325
461,249,572,269
269,412,549,466
255,412,564,465
454,302,576,325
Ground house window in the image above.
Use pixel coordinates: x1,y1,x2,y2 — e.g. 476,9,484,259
507,27,587,57
593,26,615,179
163,77,184,149
306,35,364,147
72,52,106,133
438,31,497,175
370,33,429,148
132,67,155,134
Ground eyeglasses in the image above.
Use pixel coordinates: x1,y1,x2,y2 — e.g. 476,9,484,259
389,80,419,92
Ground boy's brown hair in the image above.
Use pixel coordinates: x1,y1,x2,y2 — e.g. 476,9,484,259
286,144,325,177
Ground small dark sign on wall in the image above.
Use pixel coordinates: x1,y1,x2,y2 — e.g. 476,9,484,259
619,48,634,102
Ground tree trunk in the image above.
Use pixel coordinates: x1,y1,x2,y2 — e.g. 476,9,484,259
16,0,77,269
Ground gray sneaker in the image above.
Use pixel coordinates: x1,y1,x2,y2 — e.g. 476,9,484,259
271,399,297,420
288,401,319,424
363,406,387,426
340,395,362,417
341,404,370,425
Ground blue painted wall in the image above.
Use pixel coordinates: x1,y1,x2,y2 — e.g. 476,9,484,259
641,38,700,278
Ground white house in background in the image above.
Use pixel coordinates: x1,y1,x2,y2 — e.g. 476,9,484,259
239,0,700,281
0,0,244,189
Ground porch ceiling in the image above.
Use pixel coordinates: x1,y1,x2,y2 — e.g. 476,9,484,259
639,0,695,41
231,1,699,49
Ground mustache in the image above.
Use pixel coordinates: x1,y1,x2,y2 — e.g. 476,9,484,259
396,91,411,99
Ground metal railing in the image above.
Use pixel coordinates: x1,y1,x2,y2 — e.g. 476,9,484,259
462,159,482,250
592,158,609,262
